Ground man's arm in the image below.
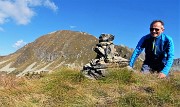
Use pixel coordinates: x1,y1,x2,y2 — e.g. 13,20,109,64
129,36,146,67
160,37,174,76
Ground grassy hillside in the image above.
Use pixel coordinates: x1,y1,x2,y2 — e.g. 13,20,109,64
0,68,180,107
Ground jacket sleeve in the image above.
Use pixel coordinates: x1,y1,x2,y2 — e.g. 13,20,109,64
161,37,174,76
129,36,146,67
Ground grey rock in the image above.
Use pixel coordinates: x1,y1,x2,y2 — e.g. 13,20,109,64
82,34,129,79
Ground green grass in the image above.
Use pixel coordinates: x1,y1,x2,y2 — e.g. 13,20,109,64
0,68,180,107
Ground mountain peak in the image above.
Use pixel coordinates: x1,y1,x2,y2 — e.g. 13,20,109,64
0,30,98,75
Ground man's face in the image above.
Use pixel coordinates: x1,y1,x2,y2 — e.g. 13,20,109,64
150,22,164,37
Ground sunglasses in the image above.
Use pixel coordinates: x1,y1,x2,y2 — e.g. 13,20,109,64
150,28,160,32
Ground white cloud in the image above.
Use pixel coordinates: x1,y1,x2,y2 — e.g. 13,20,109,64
13,40,27,49
0,0,58,25
26,0,42,6
44,0,58,12
0,27,4,32
70,26,77,29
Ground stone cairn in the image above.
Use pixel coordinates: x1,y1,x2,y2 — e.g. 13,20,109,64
82,34,129,79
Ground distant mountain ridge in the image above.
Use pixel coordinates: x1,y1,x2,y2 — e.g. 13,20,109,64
172,58,180,71
173,58,180,66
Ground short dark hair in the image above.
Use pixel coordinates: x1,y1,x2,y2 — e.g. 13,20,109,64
150,20,164,27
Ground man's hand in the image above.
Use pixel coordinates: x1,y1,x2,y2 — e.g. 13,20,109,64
158,72,166,78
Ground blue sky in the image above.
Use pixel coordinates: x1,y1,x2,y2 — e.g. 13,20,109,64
0,0,179,58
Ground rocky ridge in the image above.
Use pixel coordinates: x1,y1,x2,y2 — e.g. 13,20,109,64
172,58,180,71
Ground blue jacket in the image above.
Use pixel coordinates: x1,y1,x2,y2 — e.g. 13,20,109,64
129,33,174,75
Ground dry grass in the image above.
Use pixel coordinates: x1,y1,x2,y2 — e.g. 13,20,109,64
0,74,43,107
0,68,180,107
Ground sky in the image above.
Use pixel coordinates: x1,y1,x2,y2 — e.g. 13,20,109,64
0,0,179,58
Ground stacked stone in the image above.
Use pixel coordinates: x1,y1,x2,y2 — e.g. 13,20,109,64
82,34,129,79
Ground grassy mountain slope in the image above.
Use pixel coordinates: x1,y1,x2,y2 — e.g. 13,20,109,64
0,68,180,107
